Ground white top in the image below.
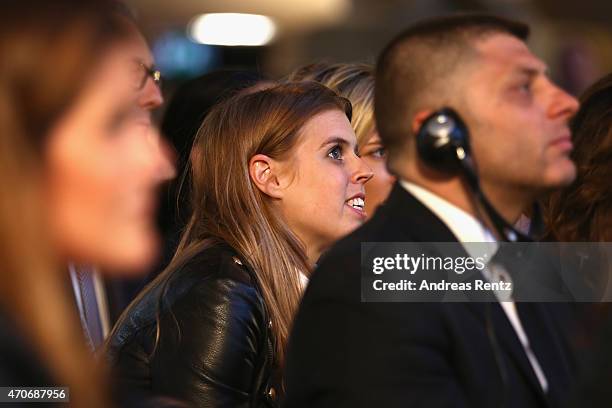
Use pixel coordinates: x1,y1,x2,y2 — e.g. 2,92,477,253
300,272,309,289
400,180,549,392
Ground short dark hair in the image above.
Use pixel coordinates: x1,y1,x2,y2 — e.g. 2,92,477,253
374,13,529,170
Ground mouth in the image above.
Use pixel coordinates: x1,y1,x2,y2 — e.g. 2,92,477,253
549,132,573,153
345,194,367,218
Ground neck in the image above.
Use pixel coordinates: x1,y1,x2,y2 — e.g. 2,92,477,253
478,179,534,225
304,244,323,272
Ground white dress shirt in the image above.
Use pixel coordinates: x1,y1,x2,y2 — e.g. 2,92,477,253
400,180,549,392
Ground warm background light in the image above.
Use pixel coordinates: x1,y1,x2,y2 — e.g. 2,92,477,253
125,0,612,89
188,13,276,46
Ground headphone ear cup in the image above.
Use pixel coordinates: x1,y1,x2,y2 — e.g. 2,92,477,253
416,108,470,173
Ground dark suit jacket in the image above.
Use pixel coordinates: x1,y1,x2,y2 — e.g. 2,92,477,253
283,183,577,408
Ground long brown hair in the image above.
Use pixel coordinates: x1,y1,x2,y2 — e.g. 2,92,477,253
543,73,612,241
115,81,351,368
0,1,127,407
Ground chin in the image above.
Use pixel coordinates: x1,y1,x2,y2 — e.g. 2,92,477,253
541,163,577,190
556,162,577,185
342,219,363,236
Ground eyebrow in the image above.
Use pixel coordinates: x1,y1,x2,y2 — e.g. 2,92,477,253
514,64,548,78
320,136,358,155
363,138,383,147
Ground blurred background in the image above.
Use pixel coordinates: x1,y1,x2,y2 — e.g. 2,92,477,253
126,0,612,101
104,0,612,322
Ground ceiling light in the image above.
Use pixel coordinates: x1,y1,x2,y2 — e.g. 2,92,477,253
188,13,276,46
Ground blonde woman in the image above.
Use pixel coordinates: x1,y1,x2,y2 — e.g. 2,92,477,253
106,82,373,406
288,62,395,218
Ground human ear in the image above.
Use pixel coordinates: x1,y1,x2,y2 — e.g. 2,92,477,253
411,109,434,135
249,154,283,199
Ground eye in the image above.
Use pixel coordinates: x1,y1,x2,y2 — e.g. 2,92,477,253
518,81,532,94
327,145,343,161
361,145,386,159
370,147,386,159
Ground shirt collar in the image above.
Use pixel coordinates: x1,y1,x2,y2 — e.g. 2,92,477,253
399,179,498,259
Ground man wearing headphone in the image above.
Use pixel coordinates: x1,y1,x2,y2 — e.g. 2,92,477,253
284,14,579,408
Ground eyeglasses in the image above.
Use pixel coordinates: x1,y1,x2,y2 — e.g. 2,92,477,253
133,61,162,90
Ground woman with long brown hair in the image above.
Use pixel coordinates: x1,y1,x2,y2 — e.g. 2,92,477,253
544,73,612,242
106,81,373,406
542,72,612,407
288,62,395,218
0,1,172,407
542,74,612,299
543,74,612,376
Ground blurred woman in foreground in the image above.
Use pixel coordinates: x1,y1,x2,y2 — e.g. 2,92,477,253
107,82,373,406
0,1,170,406
288,62,395,218
543,72,612,407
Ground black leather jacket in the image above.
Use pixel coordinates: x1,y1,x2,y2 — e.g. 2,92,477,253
106,244,278,407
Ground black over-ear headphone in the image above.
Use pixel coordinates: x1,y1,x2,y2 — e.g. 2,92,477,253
416,108,472,174
416,108,534,242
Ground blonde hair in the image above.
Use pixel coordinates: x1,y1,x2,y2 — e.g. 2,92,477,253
287,62,375,148
0,1,128,407
111,81,351,369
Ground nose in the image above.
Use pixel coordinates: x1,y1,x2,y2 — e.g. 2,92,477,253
138,78,163,110
547,82,579,120
351,155,374,185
